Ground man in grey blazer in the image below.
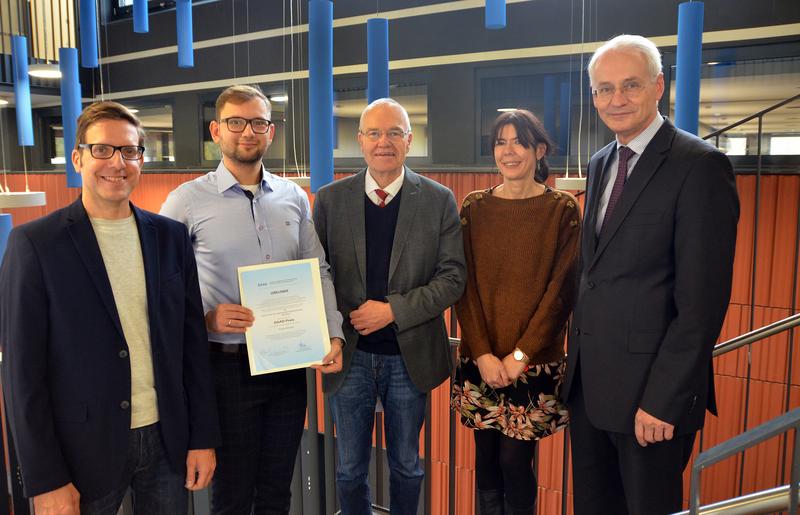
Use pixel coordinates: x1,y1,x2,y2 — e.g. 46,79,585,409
313,98,466,515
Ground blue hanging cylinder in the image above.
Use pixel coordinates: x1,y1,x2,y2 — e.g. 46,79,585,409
176,0,194,68
133,0,149,33
0,214,13,262
367,18,389,103
309,0,334,192
559,82,571,156
60,47,83,188
11,36,34,147
674,1,704,135
79,0,99,68
486,0,506,30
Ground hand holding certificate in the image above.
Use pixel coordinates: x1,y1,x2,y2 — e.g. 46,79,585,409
238,258,331,375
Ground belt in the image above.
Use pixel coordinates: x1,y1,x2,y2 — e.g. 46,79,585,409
209,342,247,355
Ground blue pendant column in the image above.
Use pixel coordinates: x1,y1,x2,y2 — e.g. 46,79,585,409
176,0,194,68
60,48,83,187
367,18,389,103
133,0,149,33
0,214,12,261
309,0,334,192
11,36,34,147
674,1,704,135
79,0,99,68
486,0,506,29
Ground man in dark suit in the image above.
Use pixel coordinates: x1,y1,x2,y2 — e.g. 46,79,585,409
561,35,740,514
0,101,220,515
313,98,466,514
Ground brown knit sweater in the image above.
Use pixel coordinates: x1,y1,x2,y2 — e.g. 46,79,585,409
456,186,581,365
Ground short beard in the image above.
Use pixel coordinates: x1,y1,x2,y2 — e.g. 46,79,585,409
222,146,265,165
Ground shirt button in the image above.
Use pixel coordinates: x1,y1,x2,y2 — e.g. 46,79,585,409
120,400,130,410
265,254,271,260
258,225,265,231
574,327,581,336
119,350,129,358
587,281,595,289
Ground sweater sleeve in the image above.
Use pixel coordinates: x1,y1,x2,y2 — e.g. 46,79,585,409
515,198,581,360
455,194,492,358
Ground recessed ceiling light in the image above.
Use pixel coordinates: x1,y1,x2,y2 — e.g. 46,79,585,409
706,61,720,66
497,108,517,112
28,63,62,79
0,99,8,106
270,95,288,103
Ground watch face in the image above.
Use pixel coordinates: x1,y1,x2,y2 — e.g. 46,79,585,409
514,350,524,361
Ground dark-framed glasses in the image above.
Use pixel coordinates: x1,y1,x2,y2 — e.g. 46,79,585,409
220,117,273,134
591,80,646,101
359,129,410,142
78,143,144,160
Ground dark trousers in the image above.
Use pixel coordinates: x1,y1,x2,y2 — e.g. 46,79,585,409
210,350,307,515
80,424,186,515
568,371,695,515
474,429,537,513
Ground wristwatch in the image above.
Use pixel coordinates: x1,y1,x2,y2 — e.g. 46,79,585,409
513,348,529,363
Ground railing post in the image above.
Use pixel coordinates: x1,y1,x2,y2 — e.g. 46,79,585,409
791,427,799,515
690,465,702,514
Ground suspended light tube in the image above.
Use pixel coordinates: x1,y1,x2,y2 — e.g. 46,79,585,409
486,0,506,29
309,0,334,192
367,18,389,103
176,0,194,68
674,1,704,135
60,47,82,188
11,36,34,146
134,0,149,33
79,0,99,68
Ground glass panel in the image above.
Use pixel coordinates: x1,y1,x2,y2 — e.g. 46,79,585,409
332,84,428,158
668,56,800,155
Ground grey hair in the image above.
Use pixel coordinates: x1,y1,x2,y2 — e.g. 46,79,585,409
588,34,662,84
359,98,412,132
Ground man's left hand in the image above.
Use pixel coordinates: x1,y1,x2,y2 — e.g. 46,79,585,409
185,448,216,490
634,408,675,447
350,300,394,336
311,338,344,374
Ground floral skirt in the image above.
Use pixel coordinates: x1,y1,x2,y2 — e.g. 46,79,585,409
450,356,570,441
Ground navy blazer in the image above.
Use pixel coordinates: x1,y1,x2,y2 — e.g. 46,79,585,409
562,120,740,435
0,198,220,500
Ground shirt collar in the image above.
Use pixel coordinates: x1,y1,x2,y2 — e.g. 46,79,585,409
214,161,273,195
365,166,405,197
616,113,664,156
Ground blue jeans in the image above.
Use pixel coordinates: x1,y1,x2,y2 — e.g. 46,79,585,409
80,423,187,515
329,349,427,515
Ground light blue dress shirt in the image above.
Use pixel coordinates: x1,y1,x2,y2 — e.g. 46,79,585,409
160,162,344,345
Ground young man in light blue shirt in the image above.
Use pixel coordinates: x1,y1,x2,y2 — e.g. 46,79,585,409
161,85,344,515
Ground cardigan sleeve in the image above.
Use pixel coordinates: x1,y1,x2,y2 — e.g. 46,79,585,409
515,197,581,360
455,193,493,358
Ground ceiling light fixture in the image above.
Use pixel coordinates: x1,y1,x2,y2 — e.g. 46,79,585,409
497,107,517,112
0,99,8,106
28,63,62,79
270,95,288,103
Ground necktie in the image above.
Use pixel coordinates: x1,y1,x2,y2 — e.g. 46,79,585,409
374,189,389,208
601,146,636,232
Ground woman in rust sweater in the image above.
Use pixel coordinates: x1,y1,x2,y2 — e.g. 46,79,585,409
451,109,580,515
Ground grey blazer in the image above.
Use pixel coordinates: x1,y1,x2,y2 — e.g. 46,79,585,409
313,167,466,394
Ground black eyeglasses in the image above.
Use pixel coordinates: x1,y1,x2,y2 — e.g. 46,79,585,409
219,117,273,134
78,143,144,160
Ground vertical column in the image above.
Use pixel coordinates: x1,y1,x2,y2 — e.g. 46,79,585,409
367,18,389,103
674,1,704,135
485,0,506,29
176,0,194,68
309,0,334,192
60,47,82,187
79,0,98,68
11,36,33,147
134,0,149,33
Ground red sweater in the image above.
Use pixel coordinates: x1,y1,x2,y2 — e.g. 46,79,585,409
456,187,581,365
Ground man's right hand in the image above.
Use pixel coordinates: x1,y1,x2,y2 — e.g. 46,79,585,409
475,353,511,389
33,483,80,515
205,303,254,333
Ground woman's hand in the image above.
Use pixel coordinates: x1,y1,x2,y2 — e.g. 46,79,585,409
475,353,511,389
501,353,528,382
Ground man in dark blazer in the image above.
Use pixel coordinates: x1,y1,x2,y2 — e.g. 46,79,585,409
0,101,220,515
313,98,466,514
561,35,739,514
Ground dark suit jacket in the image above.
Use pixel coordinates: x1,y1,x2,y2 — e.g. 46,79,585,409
312,168,466,393
0,198,220,500
562,120,739,435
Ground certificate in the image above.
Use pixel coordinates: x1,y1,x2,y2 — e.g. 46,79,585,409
238,258,331,375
